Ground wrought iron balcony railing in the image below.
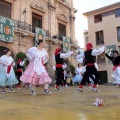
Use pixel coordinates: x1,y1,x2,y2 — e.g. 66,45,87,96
14,20,49,37
52,34,72,42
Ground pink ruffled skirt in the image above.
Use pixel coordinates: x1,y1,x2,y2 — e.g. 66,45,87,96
20,62,52,85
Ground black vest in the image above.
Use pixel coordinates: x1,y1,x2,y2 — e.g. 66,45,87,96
17,64,23,69
55,54,63,64
84,49,96,64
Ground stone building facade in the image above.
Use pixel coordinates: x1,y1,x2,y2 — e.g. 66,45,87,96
0,0,78,79
83,2,120,84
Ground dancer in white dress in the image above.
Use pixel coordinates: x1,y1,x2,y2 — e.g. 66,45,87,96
20,39,52,95
0,49,18,93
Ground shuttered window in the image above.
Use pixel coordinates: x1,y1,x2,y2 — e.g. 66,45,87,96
58,23,66,36
0,0,12,18
32,13,42,28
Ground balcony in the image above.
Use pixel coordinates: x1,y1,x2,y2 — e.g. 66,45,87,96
56,0,71,8
14,20,49,37
52,34,72,42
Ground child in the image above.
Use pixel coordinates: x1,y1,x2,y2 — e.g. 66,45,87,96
66,71,72,86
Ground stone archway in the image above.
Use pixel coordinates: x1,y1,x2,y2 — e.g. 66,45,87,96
57,13,68,23
0,46,15,59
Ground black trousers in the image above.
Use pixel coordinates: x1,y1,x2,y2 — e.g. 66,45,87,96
56,67,64,86
81,66,99,85
16,72,22,85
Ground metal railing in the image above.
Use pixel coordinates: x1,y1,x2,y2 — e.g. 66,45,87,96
14,20,49,37
52,34,72,42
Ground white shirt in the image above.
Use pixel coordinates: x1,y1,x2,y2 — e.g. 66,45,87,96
75,46,105,59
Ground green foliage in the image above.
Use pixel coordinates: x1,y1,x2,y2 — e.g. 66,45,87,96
15,52,26,62
69,64,75,76
15,52,27,71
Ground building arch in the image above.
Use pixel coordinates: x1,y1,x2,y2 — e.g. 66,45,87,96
57,13,68,23
0,45,16,59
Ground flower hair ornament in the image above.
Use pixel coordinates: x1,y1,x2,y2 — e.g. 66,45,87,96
4,50,7,53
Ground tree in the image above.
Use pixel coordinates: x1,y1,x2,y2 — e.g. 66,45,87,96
15,52,26,62
69,64,75,76
15,52,27,71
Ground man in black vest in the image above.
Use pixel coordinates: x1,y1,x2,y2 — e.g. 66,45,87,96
16,59,25,88
75,43,105,92
55,48,74,91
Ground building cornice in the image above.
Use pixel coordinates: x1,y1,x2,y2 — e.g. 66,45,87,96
83,2,120,16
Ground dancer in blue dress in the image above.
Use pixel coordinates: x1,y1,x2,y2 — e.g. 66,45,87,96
0,49,18,93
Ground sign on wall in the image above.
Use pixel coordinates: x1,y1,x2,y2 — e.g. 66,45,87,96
0,16,15,42
35,27,46,46
62,36,70,52
106,45,116,62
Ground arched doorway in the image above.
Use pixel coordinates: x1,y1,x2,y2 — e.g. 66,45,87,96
0,46,15,59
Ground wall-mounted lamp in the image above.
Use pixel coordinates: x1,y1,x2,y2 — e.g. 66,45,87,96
52,35,57,39
52,41,59,45
22,8,26,14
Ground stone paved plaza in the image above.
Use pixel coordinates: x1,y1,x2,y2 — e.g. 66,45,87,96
0,85,120,120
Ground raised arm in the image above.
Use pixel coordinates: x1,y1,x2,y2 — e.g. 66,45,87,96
60,51,73,58
91,46,105,56
75,52,84,59
105,53,113,60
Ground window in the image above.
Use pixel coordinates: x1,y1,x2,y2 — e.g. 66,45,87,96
95,31,104,45
32,13,42,28
102,10,114,17
115,8,120,17
94,14,102,23
118,46,120,54
117,27,120,41
58,23,66,36
0,0,12,18
109,10,114,15
102,12,109,17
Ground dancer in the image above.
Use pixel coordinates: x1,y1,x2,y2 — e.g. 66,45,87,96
0,49,18,93
72,63,84,84
75,43,105,92
62,62,68,88
16,58,26,89
55,48,74,91
105,50,120,87
20,39,52,95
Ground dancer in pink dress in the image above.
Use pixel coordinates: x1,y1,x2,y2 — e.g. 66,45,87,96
20,39,52,95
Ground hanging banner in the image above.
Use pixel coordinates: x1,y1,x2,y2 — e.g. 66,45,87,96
35,27,46,46
106,45,116,62
0,16,15,42
62,36,70,52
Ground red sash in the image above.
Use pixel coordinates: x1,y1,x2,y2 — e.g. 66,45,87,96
7,65,12,73
16,68,22,72
112,65,120,71
56,64,63,67
87,63,94,66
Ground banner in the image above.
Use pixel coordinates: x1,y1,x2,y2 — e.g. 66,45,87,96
35,27,46,46
62,36,70,52
0,16,15,42
106,45,116,62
